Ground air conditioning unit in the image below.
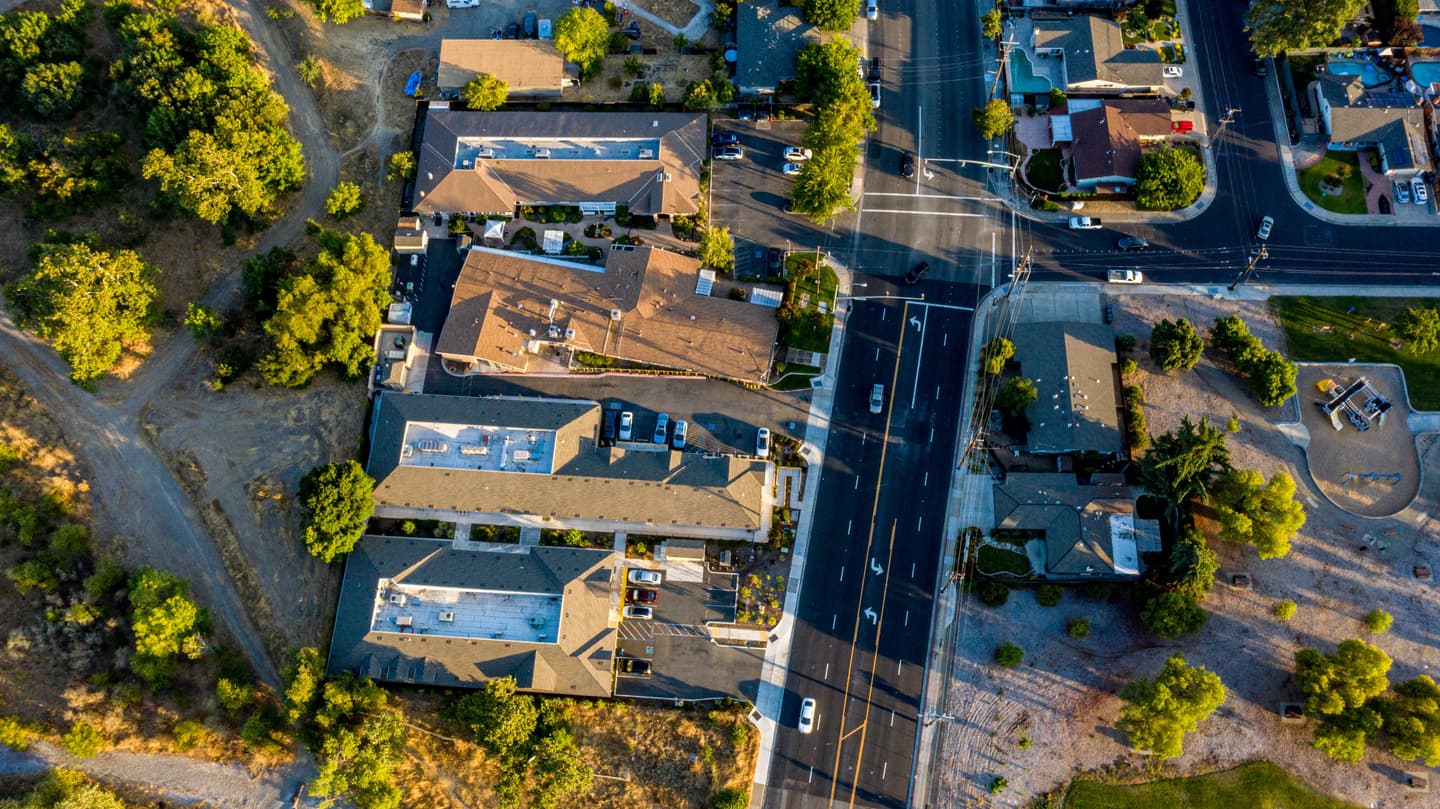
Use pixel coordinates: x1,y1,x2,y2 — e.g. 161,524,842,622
388,594,406,606
547,324,560,338
438,611,455,622
460,159,473,168
534,148,551,158
610,308,623,321
664,173,672,182
638,148,655,159
564,327,576,340
475,148,495,159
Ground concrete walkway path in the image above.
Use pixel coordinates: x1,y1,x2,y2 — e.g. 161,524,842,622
624,0,715,41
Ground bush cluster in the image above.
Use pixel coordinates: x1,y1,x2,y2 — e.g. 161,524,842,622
1211,315,1298,406
1123,384,1148,452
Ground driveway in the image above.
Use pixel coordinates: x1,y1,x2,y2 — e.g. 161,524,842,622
443,0,576,39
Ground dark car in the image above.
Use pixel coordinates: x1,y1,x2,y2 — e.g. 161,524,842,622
869,57,881,81
903,261,930,285
1253,57,1268,77
626,588,658,603
601,411,618,446
900,152,915,178
1116,237,1150,251
505,22,519,38
767,247,785,275
617,658,653,676
711,132,740,147
523,11,537,38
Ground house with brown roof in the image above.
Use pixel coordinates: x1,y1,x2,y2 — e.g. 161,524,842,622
1031,17,1164,95
992,473,1158,578
362,0,423,21
438,39,573,98
327,536,618,695
1011,321,1124,457
1314,75,1432,177
365,393,774,541
434,245,779,383
1062,99,1174,189
413,108,707,217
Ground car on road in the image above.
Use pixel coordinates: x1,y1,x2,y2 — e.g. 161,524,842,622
713,146,744,160
799,698,816,733
903,261,930,285
868,81,881,108
619,411,634,441
628,569,663,585
652,413,669,443
866,0,878,20
784,147,812,162
869,383,884,415
711,132,740,147
622,605,653,620
1394,180,1412,204
1068,216,1102,230
782,162,803,176
1116,236,1149,251
626,588,658,603
1253,57,1268,76
1256,215,1274,241
617,658,653,676
671,419,687,449
756,427,771,457
869,57,882,80
1412,177,1429,205
900,152,915,178
1163,65,1183,78
767,248,785,275
1106,269,1144,284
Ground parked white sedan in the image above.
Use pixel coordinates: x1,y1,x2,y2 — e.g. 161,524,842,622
783,147,812,162
1163,66,1183,78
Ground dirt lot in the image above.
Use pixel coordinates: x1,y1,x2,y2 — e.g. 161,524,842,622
936,290,1440,807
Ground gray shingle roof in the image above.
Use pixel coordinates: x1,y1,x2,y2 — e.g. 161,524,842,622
992,473,1149,576
1318,75,1429,173
1013,322,1122,456
736,3,822,93
1034,17,1162,89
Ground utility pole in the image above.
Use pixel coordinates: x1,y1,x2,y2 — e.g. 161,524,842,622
1229,245,1268,291
959,248,1032,469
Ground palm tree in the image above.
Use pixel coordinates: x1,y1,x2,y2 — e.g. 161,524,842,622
1140,416,1233,524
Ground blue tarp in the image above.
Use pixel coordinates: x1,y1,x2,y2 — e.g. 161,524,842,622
404,71,422,97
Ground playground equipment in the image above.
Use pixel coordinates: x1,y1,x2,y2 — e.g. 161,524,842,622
1317,376,1392,432
1342,472,1402,485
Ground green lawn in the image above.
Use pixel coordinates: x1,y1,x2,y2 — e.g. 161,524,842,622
1065,762,1363,809
976,544,1031,576
1270,296,1440,409
1298,151,1367,214
778,253,838,354
1026,148,1065,193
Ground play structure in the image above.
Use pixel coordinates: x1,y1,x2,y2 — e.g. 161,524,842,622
1343,471,1403,485
1316,376,1393,432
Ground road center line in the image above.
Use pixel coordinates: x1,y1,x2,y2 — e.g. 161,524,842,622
897,659,903,677
917,516,923,532
904,609,909,626
824,662,830,680
854,476,860,490
832,613,838,630
847,519,852,535
923,471,928,487
839,565,845,582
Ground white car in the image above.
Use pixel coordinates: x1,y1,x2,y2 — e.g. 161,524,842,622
1163,66,1183,79
798,698,816,734
868,81,881,109
628,569,662,586
784,147,812,162
756,427,771,457
1068,216,1102,230
671,419,687,449
619,411,634,441
1256,215,1274,241
653,413,670,443
623,605,653,620
782,162,803,176
1106,269,1144,284
866,0,878,20
1412,177,1430,205
869,383,884,415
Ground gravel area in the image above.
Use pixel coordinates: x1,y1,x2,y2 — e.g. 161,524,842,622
934,290,1440,807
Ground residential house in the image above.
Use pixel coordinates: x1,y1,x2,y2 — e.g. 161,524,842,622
413,108,707,218
366,393,774,541
736,3,822,97
992,473,1159,578
328,536,618,695
1062,98,1174,189
393,214,428,254
1031,17,1164,95
434,245,780,383
1011,321,1123,457
438,39,573,99
362,0,423,21
1315,74,1432,177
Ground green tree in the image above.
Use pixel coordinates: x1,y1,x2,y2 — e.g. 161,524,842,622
6,243,158,384
325,181,363,219
995,641,1024,667
142,126,301,224
22,61,85,118
387,151,416,183
804,0,861,30
982,337,1015,375
1382,675,1440,766
3,768,126,808
683,79,716,110
699,225,735,272
1139,416,1233,516
449,676,539,759
529,730,594,809
1274,598,1297,620
1210,314,1257,359
1396,305,1440,355
795,40,867,105
788,146,856,223
1244,349,1297,406
299,460,375,563
461,72,509,111
1296,639,1392,718
304,0,366,24
296,55,322,87
554,7,610,79
1246,0,1366,56
712,787,750,809
995,377,1037,416
1363,608,1393,633
981,8,1002,39
129,566,209,684
648,82,665,108
284,646,326,723
1136,146,1205,210
184,302,224,341
217,677,256,716
1117,654,1225,759
1125,6,1150,32
623,55,644,77
1166,528,1217,600
973,99,1015,139
1140,591,1207,638
1211,469,1306,559
1149,317,1204,370
306,674,406,809
1314,703,1384,762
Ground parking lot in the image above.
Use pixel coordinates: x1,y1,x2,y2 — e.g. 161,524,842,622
441,0,575,39
614,564,765,702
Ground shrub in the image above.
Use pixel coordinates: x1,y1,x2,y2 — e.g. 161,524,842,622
982,337,1014,375
712,786,749,809
1123,384,1149,452
1141,591,1207,638
325,182,363,219
0,716,33,751
995,642,1024,667
978,580,1009,607
990,776,1008,794
1363,609,1393,633
1120,357,1138,376
61,721,105,758
1117,334,1137,352
1150,318,1204,371
172,719,207,751
1035,584,1063,607
1068,617,1092,639
1274,599,1297,621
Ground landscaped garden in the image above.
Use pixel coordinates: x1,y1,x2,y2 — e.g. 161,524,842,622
777,253,838,354
1270,295,1440,408
1298,151,1367,214
1065,761,1363,809
1025,148,1065,193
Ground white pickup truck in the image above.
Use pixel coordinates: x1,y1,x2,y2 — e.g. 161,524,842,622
1069,216,1103,230
1106,269,1143,284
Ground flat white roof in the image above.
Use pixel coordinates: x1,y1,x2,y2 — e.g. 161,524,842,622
400,420,557,474
371,581,562,643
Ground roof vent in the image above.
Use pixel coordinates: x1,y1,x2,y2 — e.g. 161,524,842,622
664,173,672,181
461,159,473,168
476,148,495,159
652,120,660,127
639,148,655,159
534,148,551,158
548,298,559,320
426,172,433,180
547,324,560,338
610,308,623,321
564,327,576,340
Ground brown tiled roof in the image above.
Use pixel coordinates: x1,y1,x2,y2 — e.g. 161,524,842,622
434,246,779,382
413,109,707,216
1070,100,1171,183
438,39,566,95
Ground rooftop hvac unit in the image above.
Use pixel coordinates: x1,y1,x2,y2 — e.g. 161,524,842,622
547,324,560,338
438,611,455,622
638,148,655,159
461,159,472,168
564,327,576,340
534,148,551,158
389,594,406,606
475,148,495,159
664,173,672,182
610,308,623,321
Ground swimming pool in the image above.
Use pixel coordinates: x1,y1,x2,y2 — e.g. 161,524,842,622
1327,59,1393,87
1008,50,1052,94
1412,61,1440,87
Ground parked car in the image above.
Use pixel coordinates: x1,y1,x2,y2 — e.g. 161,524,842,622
711,132,740,147
1116,236,1149,251
868,81,881,109
652,413,669,443
903,261,930,285
713,146,744,160
626,588,658,603
622,605,653,620
1106,269,1143,284
756,427,771,457
601,411,618,446
767,248,785,275
671,419,688,449
782,162,803,176
523,11,537,37
617,658,653,676
619,411,634,441
869,383,884,415
799,698,816,733
1253,57,1268,76
505,22,519,38
1412,177,1429,205
1163,65,1183,78
1256,215,1274,241
1068,216,1102,230
628,569,663,585
784,147,812,162
1394,180,1412,204
866,0,878,20
869,57,881,81
900,152,915,178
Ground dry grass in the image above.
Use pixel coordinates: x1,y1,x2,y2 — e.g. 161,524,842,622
637,0,701,30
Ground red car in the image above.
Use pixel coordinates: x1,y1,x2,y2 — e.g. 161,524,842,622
626,588,658,603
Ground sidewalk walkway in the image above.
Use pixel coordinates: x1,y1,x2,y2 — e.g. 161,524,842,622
625,0,715,41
